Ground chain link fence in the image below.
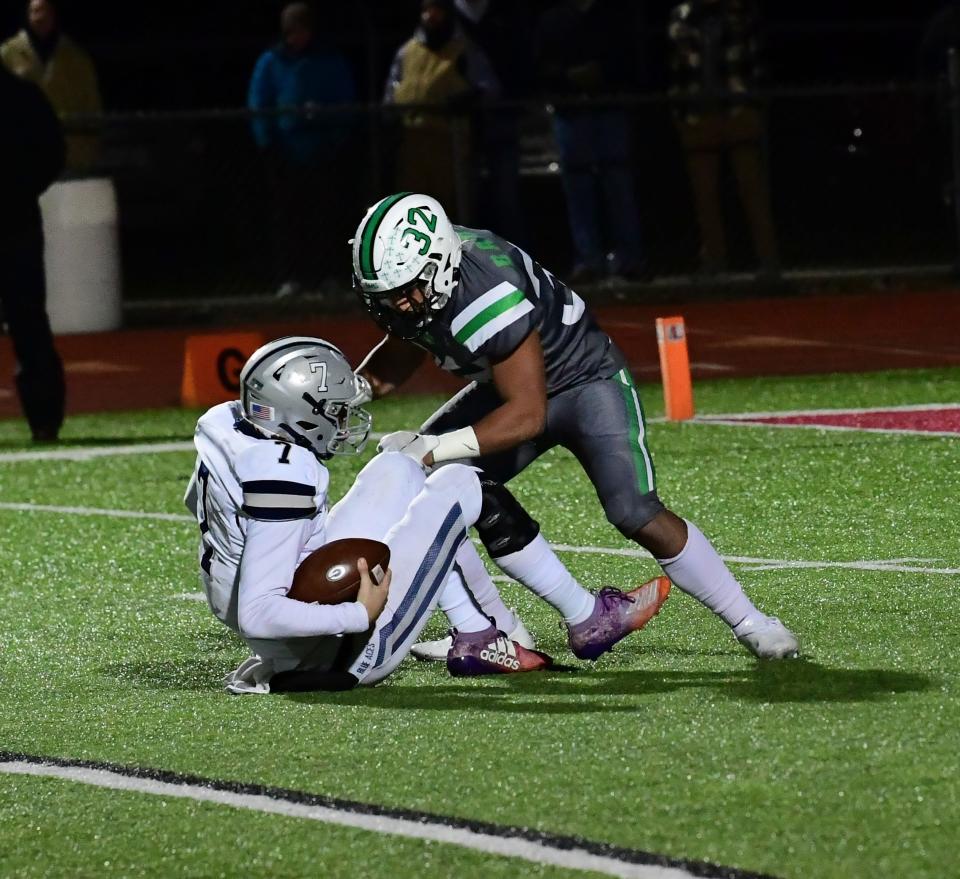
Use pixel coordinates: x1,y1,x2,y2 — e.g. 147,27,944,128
61,85,956,312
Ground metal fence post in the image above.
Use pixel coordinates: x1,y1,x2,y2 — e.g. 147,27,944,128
948,48,960,273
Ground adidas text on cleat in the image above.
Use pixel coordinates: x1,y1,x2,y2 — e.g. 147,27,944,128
447,626,553,676
734,615,800,660
411,614,535,662
567,576,671,661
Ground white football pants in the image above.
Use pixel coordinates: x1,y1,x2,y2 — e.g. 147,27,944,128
324,451,483,684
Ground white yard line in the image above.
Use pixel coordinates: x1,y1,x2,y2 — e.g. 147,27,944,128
0,406,954,463
3,502,958,576
0,760,697,879
551,544,960,575
0,441,195,463
691,401,960,438
0,433,388,464
692,419,960,439
696,402,960,419
0,502,193,522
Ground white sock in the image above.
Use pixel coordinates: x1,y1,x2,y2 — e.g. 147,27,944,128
657,520,758,629
437,569,490,633
495,533,594,625
455,541,518,632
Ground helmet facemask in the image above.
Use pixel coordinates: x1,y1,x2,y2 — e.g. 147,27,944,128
280,395,372,459
358,261,451,340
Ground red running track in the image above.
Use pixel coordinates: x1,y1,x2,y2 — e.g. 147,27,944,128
1,288,959,418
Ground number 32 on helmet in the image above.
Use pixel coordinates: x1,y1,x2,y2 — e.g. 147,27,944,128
350,192,462,338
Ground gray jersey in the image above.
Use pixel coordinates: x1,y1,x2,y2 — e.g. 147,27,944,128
410,227,626,396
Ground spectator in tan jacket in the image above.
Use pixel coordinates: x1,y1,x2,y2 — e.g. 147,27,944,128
1,0,102,174
668,0,779,278
384,0,499,219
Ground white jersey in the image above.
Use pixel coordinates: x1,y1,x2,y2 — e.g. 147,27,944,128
187,401,370,644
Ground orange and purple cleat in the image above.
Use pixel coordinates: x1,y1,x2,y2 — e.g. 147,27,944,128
566,576,671,660
447,625,553,676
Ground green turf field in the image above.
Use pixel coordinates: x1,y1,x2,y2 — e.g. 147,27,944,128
1,368,958,879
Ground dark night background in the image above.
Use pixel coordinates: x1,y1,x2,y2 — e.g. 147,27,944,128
5,0,959,300
0,2,954,111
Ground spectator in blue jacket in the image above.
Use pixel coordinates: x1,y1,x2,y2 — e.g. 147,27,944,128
534,0,649,286
248,2,358,298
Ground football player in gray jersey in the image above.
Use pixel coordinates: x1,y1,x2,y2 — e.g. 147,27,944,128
352,193,799,661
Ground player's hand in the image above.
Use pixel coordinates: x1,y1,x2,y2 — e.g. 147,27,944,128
377,431,439,467
353,373,373,406
357,556,390,625
360,369,394,400
377,430,419,453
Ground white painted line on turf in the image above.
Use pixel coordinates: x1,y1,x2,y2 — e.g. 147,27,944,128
0,433,387,463
6,502,960,577
0,441,195,463
692,419,960,439
550,544,960,575
697,402,960,419
730,558,957,573
0,502,193,522
0,406,953,463
0,761,696,879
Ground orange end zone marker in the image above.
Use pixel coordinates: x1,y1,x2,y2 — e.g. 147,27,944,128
655,316,694,421
181,332,264,408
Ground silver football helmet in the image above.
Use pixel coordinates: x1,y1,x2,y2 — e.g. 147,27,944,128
239,336,372,459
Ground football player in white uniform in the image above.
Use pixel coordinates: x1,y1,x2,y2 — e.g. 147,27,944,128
185,336,555,694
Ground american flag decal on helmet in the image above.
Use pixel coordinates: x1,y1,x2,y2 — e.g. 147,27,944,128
248,402,274,420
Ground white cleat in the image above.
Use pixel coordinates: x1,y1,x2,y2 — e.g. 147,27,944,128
734,615,800,660
410,615,536,662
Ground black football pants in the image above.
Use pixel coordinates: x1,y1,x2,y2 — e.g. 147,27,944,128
421,371,665,536
0,232,65,437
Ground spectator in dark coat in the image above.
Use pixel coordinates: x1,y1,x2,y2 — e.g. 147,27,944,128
455,0,533,245
668,0,778,276
248,1,358,297
0,64,66,441
534,0,647,284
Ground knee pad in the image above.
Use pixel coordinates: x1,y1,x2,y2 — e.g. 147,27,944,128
475,479,540,559
605,488,666,538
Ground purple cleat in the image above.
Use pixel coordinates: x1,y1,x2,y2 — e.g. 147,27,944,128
447,625,553,676
567,576,671,660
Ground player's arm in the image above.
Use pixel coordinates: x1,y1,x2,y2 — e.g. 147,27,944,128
237,519,372,640
453,331,546,458
356,334,426,399
234,445,371,640
380,332,547,467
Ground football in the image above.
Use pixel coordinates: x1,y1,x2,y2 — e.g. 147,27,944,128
289,537,391,605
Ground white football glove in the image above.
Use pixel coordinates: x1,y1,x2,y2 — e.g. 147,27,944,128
223,655,271,696
377,430,440,467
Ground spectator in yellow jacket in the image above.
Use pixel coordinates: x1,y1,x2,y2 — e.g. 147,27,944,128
1,0,102,174
384,0,499,219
